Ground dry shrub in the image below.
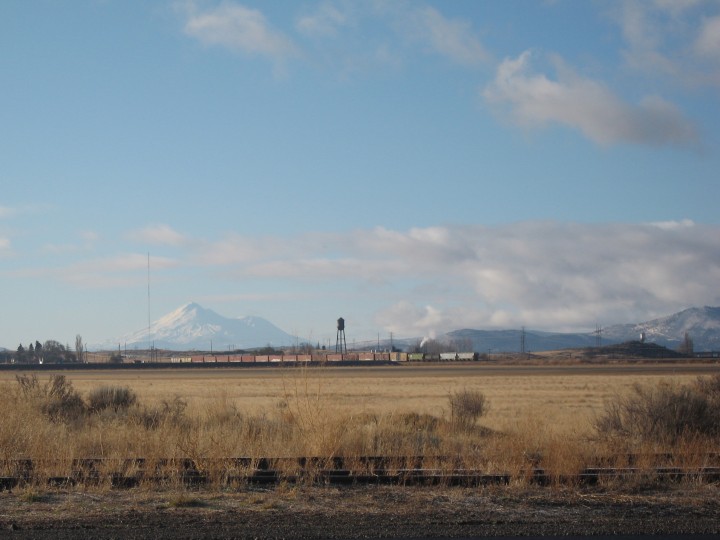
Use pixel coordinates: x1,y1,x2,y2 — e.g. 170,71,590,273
694,373,720,405
87,386,137,414
16,374,86,424
372,413,442,456
448,389,487,430
129,396,188,430
595,377,720,444
278,367,351,457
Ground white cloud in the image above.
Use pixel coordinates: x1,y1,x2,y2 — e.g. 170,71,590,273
127,224,188,247
374,301,449,339
649,219,696,230
296,2,349,37
695,15,720,59
198,292,311,304
616,1,720,85
182,1,297,61
0,206,17,219
195,233,295,265
483,50,699,146
290,2,489,73
408,6,490,66
42,230,100,255
80,230,100,243
0,237,10,255
17,253,179,289
75,253,176,274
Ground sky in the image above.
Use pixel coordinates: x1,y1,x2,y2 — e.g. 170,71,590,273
2,0,720,350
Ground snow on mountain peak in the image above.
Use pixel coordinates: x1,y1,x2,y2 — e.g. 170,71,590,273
107,303,297,350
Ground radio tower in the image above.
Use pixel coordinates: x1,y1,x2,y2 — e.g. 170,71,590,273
335,317,347,354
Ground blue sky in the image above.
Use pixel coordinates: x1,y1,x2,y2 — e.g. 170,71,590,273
2,0,720,349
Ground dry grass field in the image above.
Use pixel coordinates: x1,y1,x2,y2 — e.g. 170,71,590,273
1,362,719,485
3,363,713,433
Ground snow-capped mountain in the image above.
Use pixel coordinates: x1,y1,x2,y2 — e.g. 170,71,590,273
100,303,297,351
441,307,720,353
602,306,720,351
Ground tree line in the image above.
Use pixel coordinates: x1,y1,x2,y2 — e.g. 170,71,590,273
1,335,86,364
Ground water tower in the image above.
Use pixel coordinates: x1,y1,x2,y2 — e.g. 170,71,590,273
336,317,347,354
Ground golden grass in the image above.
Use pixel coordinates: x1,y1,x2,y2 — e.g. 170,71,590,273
0,363,718,487
2,364,709,433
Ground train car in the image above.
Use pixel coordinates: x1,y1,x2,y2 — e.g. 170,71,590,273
326,354,343,362
408,353,424,362
296,354,312,362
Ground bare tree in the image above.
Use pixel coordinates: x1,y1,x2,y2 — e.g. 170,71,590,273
75,335,85,363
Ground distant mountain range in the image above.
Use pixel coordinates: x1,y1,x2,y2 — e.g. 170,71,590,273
89,304,720,353
443,306,720,353
96,302,297,351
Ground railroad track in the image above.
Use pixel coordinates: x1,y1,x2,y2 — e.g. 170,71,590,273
2,455,720,489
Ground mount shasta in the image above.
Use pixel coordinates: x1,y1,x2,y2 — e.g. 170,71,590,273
99,303,297,351
98,303,720,353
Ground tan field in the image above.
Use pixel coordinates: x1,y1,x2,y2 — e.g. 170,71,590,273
2,362,718,435
2,362,719,484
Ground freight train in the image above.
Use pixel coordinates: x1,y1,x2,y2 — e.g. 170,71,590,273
168,351,480,364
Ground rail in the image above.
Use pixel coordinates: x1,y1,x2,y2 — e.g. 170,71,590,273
2,455,720,489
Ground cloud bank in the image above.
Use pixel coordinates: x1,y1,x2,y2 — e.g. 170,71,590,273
10,220,720,339
483,51,698,147
48,220,714,338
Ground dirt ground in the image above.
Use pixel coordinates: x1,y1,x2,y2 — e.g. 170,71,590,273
1,483,719,539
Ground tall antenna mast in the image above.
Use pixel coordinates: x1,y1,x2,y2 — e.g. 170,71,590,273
147,252,151,353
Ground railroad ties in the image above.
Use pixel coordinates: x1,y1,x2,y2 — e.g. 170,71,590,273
2,454,720,489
